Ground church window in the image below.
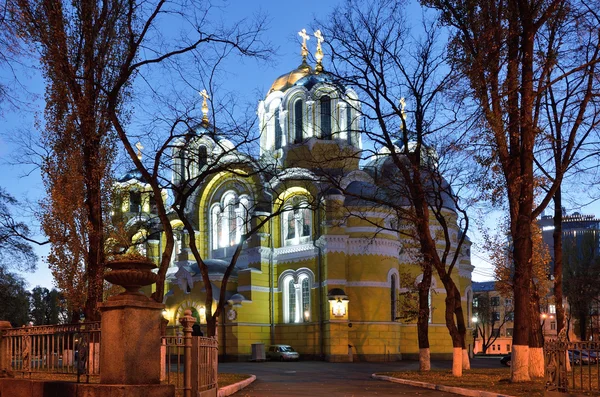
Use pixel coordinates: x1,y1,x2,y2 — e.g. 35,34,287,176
391,274,397,321
301,277,310,322
320,95,332,139
288,278,296,322
210,191,250,253
198,146,207,169
282,270,313,324
149,195,157,214
275,109,283,149
428,288,433,323
178,149,186,183
170,229,183,267
294,99,303,143
282,201,312,246
129,191,141,213
346,103,353,145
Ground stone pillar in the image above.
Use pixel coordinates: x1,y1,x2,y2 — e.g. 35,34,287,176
99,293,165,384
0,321,13,377
179,310,195,397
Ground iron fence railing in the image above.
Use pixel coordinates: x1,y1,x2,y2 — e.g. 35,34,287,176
162,325,219,395
2,322,101,383
545,336,600,393
1,316,218,395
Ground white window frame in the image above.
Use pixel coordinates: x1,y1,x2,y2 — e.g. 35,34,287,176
281,269,313,324
282,201,312,247
210,190,251,255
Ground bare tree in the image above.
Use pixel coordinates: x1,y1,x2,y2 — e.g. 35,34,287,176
9,0,271,320
317,0,474,375
423,0,600,381
472,291,513,354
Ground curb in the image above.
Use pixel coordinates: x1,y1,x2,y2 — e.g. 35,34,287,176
371,374,516,397
218,374,256,397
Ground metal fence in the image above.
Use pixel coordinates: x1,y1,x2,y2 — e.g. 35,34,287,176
162,325,219,396
2,322,101,382
545,338,600,393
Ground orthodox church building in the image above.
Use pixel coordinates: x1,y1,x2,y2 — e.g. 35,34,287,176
115,30,474,361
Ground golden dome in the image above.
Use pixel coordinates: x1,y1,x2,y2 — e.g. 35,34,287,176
268,61,313,95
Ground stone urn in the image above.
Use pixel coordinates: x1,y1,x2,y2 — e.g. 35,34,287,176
104,257,159,295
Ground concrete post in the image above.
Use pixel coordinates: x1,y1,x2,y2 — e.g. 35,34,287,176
0,321,13,378
179,310,195,397
99,293,165,385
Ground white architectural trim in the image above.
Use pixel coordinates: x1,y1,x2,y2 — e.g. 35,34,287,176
274,243,317,263
459,263,475,278
347,281,389,288
345,226,399,238
387,268,400,289
316,235,349,253
347,238,401,257
238,285,270,293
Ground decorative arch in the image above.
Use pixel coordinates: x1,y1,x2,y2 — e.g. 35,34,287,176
278,268,315,323
415,274,437,323
311,84,340,140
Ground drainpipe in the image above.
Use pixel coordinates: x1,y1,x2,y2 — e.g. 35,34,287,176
269,215,275,345
313,194,324,359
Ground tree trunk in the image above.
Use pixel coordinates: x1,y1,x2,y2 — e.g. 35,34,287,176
529,289,544,378
553,193,565,333
511,212,534,382
417,266,432,371
206,315,217,338
579,311,587,341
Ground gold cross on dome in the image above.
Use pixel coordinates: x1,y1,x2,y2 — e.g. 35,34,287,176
298,29,310,61
314,30,324,72
135,141,144,160
199,89,210,124
399,97,407,121
314,29,324,46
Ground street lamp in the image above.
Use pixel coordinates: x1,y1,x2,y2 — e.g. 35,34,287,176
472,317,479,355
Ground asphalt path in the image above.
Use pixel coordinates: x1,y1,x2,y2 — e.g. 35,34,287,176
220,357,506,396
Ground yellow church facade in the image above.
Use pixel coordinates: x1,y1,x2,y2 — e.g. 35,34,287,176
116,37,474,362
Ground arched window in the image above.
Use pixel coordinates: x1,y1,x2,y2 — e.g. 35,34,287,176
282,200,312,246
288,278,296,322
301,276,310,322
170,229,183,267
274,109,283,149
320,95,332,139
391,274,397,321
281,270,313,323
346,103,353,145
294,99,303,143
178,149,186,183
210,191,250,253
129,191,141,213
198,146,207,169
428,288,433,323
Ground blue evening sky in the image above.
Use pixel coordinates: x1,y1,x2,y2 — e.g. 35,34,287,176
0,0,597,289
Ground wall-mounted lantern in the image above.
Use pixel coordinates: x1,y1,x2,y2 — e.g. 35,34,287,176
327,288,349,318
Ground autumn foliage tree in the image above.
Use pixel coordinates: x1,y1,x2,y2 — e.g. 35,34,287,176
11,0,131,320
423,0,600,382
486,220,551,377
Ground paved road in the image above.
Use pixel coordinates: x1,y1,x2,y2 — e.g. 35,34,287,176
220,357,505,397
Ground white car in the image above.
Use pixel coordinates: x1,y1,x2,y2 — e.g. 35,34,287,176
266,345,299,361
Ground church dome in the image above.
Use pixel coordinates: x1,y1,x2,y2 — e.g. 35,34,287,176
117,168,147,184
268,61,313,94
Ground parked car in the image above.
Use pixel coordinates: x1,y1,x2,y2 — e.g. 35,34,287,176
266,345,299,361
500,354,511,367
569,350,597,365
